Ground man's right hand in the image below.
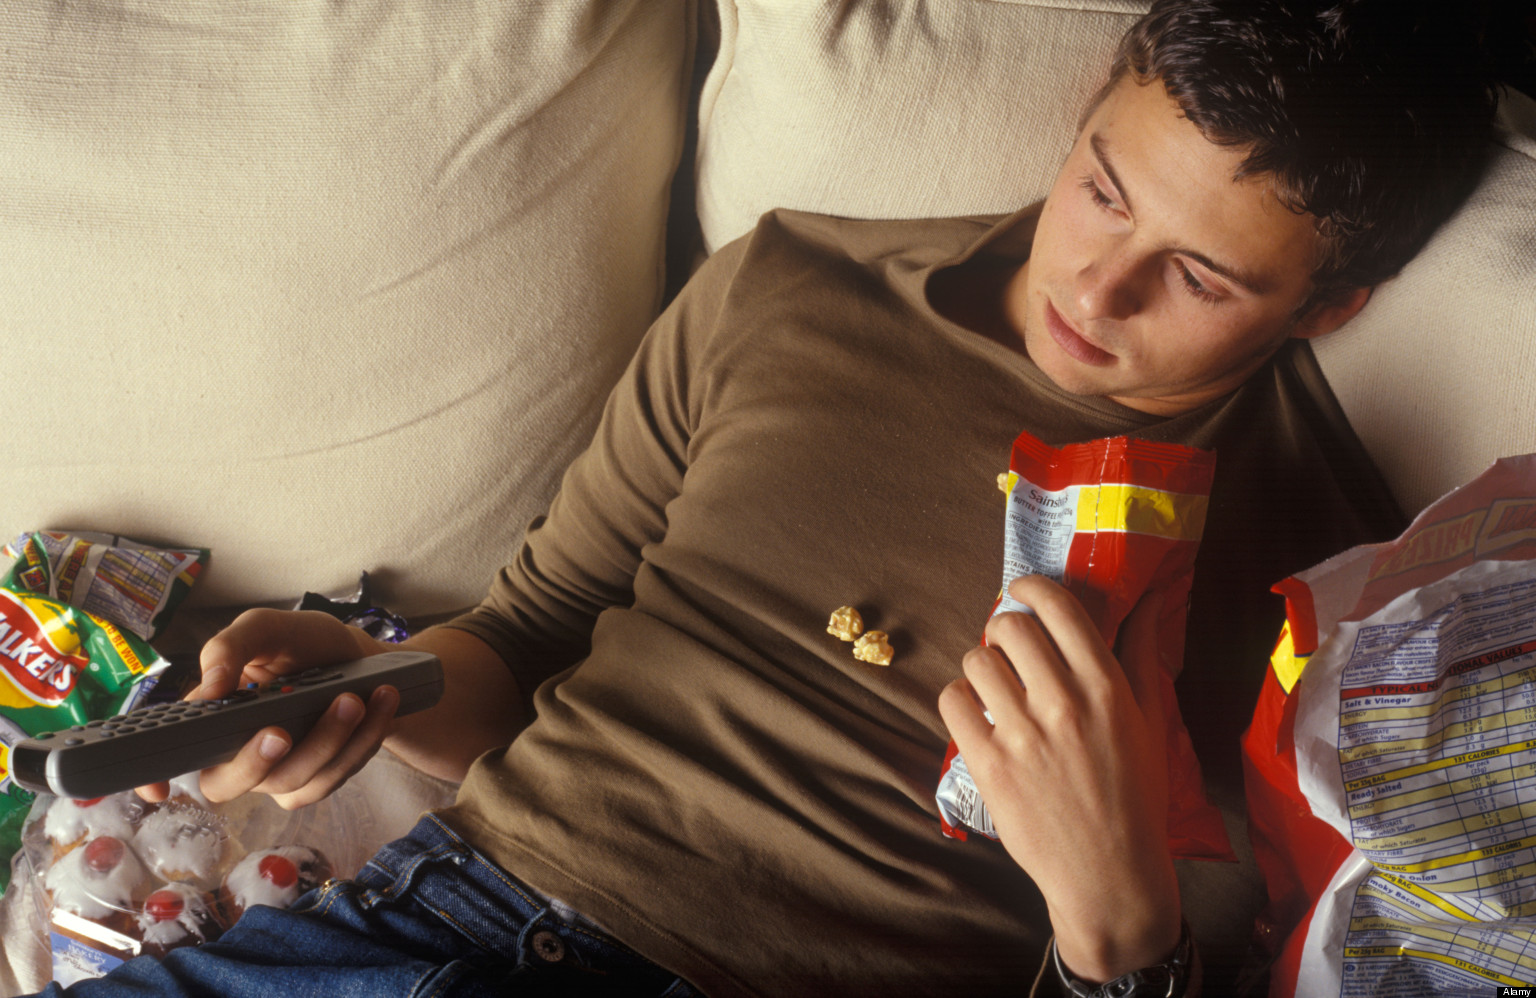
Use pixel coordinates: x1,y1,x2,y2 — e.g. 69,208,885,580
136,606,523,808
136,608,399,809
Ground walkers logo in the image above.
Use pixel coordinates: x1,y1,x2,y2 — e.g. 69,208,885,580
0,588,89,709
1479,498,1536,558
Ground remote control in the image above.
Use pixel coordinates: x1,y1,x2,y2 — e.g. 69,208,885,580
10,650,444,799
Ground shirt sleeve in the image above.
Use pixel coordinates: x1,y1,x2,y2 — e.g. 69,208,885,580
442,236,750,703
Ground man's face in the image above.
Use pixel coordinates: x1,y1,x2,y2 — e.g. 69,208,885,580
1006,76,1337,416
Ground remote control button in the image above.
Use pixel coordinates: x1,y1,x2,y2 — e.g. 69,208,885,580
86,720,105,727
34,732,54,741
65,738,83,746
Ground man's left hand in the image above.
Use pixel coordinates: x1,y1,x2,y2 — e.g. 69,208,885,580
937,574,1182,984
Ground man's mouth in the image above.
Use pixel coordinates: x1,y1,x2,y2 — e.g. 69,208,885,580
1044,301,1115,366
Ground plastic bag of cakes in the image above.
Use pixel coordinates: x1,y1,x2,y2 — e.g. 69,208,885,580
12,764,407,985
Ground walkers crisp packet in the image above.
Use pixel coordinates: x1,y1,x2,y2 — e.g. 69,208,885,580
0,533,200,893
936,430,1234,862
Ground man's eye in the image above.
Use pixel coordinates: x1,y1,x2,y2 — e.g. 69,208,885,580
1077,175,1117,211
1176,261,1222,304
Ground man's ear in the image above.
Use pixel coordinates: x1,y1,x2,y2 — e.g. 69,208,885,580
1290,285,1374,341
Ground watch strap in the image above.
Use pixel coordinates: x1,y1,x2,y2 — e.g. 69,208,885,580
1051,920,1194,998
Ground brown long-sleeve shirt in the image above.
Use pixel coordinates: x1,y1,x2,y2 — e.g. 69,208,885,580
442,205,1403,996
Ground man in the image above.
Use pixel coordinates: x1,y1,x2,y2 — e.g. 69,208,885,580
38,1,1496,995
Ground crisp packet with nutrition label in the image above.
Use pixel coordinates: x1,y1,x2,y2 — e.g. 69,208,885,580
2,532,209,642
936,430,1234,862
1244,454,1536,997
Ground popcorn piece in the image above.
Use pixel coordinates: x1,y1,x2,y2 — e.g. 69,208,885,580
826,606,864,642
852,630,894,666
997,472,1010,494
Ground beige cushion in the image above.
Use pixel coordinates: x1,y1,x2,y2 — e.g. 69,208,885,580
1312,92,1536,516
0,0,694,615
698,0,1149,253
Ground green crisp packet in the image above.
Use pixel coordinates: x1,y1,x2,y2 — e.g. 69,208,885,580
0,537,189,892
3,531,209,641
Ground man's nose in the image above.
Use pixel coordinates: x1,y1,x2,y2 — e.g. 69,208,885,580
1074,243,1147,321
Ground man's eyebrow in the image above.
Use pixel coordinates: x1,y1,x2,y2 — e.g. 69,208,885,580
1089,132,1270,296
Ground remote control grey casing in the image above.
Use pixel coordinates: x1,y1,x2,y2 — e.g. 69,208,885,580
10,650,443,799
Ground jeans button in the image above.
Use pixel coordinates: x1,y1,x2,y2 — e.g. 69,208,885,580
531,930,565,963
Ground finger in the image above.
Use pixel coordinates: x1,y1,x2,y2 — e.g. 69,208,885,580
247,683,401,801
199,608,367,689
1006,575,1116,682
938,676,1002,750
198,727,295,804
270,686,400,809
1116,593,1166,719
134,781,170,804
960,639,1042,733
245,692,368,797
981,603,1072,701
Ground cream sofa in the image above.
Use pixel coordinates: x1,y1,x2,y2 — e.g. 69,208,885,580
1,0,1532,993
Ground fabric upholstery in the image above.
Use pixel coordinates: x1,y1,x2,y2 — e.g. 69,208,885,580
0,0,695,614
1312,95,1536,515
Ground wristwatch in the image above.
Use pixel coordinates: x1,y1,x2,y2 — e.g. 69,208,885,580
1051,921,1193,998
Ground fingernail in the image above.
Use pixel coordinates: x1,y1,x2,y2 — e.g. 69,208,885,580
336,694,364,723
371,686,399,710
259,734,290,761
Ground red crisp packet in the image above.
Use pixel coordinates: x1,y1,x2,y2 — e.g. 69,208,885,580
936,431,1234,862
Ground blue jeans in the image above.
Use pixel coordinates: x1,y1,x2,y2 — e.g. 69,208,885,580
37,814,700,997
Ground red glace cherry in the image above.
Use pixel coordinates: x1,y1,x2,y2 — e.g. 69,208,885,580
83,836,125,873
74,797,105,808
145,889,186,924
257,854,298,889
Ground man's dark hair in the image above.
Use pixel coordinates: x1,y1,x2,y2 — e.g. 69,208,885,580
1100,0,1502,307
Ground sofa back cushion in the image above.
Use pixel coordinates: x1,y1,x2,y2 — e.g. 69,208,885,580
698,0,1147,253
1311,98,1536,515
696,0,1535,515
0,0,694,614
